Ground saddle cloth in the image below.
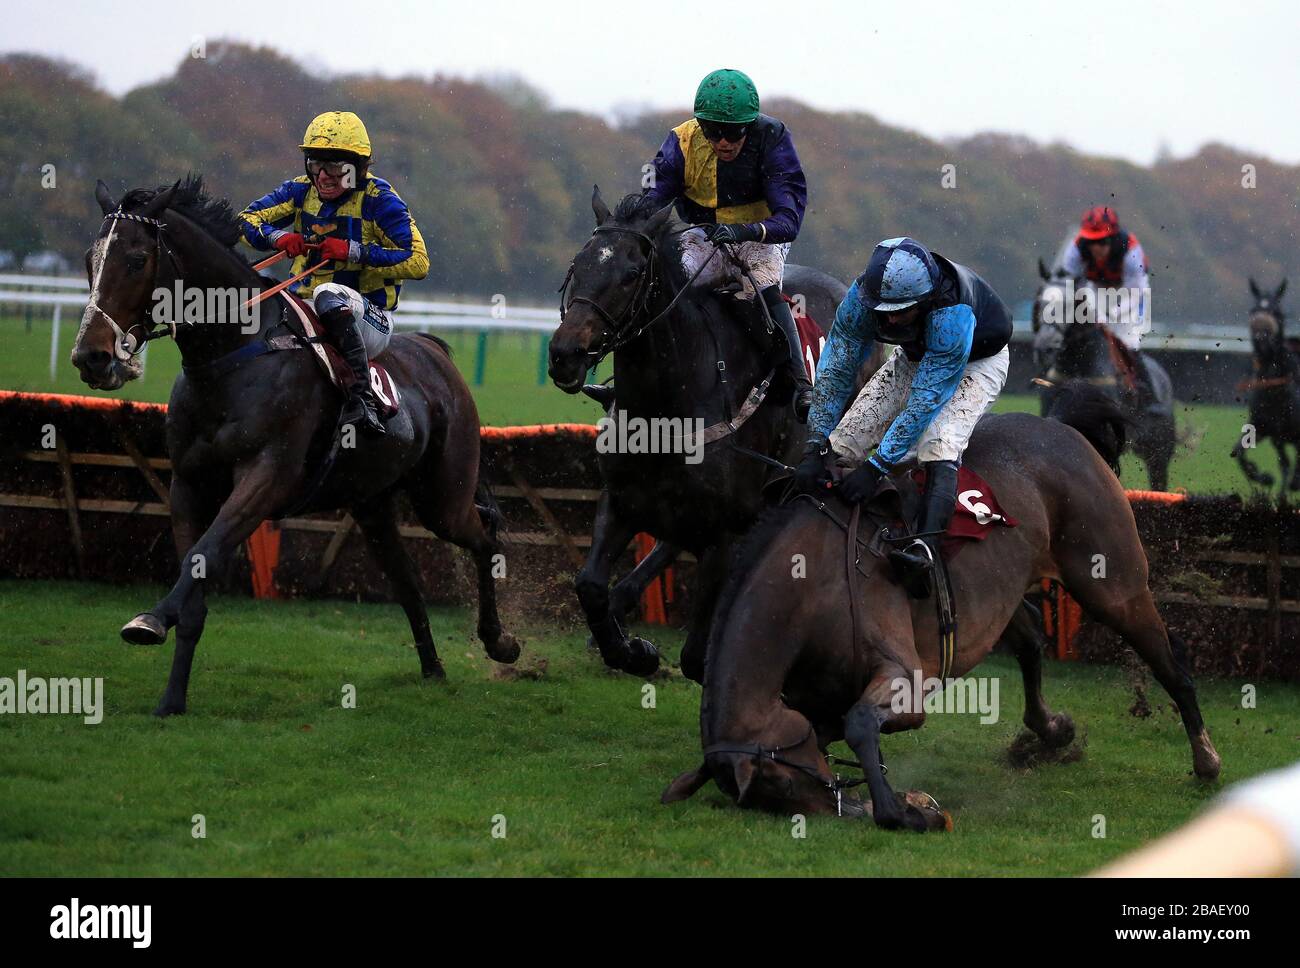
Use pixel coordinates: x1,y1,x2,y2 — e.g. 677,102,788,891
908,465,1018,560
786,294,825,380
279,292,401,420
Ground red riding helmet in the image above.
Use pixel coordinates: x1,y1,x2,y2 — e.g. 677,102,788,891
1078,205,1120,240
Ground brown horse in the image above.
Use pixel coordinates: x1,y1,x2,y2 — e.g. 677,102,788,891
662,384,1221,830
70,175,518,716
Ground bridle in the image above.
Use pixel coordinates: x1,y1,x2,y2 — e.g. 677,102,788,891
704,722,868,817
87,210,184,362
557,223,718,365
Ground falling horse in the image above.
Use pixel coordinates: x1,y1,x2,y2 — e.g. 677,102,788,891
547,188,877,680
71,175,519,716
1231,277,1300,495
1031,262,1176,490
662,383,1220,829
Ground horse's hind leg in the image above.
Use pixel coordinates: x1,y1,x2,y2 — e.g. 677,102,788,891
1003,597,1074,748
352,496,445,680
609,539,678,625
407,487,520,665
1059,564,1220,779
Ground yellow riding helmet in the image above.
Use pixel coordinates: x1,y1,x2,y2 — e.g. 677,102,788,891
299,111,372,159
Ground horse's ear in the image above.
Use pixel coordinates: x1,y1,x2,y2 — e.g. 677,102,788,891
1277,279,1287,302
95,180,116,215
592,185,611,226
1249,277,1261,300
660,763,711,804
733,758,758,806
140,185,177,219
644,201,676,238
1038,257,1050,281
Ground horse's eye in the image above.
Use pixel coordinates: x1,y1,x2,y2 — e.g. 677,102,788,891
622,268,640,284
125,253,147,273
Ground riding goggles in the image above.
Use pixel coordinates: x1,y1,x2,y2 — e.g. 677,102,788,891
305,157,356,178
698,119,751,144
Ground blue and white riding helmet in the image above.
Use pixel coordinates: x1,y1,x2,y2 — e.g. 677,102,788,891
860,237,942,312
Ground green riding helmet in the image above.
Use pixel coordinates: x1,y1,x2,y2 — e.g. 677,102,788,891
693,68,760,124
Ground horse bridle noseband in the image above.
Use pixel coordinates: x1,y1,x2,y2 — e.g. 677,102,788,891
88,209,184,362
704,723,868,816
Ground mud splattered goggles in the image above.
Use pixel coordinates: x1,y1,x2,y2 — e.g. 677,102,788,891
697,119,751,143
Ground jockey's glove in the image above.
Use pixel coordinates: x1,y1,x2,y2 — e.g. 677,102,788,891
703,222,763,246
318,237,352,263
794,440,833,494
272,232,309,257
838,458,887,505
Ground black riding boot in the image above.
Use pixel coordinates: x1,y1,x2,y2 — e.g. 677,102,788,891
317,299,386,437
761,284,813,423
889,460,958,598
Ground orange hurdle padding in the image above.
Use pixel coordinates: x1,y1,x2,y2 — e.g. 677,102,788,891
0,389,167,412
634,533,668,624
246,521,281,600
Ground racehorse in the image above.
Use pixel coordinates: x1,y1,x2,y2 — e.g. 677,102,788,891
1031,261,1176,491
661,383,1221,829
1231,278,1300,495
70,175,519,716
547,188,875,681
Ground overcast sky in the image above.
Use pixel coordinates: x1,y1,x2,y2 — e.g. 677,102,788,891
7,0,1298,165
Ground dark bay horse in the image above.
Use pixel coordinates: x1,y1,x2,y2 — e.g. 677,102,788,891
71,175,518,716
547,189,874,680
662,384,1221,830
1231,278,1300,495
1031,262,1176,490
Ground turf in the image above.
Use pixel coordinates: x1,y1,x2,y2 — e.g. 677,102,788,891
2,581,1297,877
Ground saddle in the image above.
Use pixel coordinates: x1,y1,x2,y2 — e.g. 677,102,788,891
276,292,402,421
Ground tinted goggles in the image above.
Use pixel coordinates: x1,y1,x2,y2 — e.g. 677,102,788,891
698,119,751,143
305,158,355,178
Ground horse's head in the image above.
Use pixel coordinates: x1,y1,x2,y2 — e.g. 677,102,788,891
1030,259,1087,373
662,710,862,818
72,180,181,389
1247,277,1287,359
547,186,676,392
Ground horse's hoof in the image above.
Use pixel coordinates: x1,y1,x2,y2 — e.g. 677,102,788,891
623,637,660,678
1192,729,1222,781
121,613,167,646
423,661,447,681
152,701,185,718
902,791,953,832
680,647,704,685
487,632,521,665
1044,712,1076,749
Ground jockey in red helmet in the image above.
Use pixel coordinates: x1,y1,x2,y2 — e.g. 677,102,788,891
1061,205,1151,352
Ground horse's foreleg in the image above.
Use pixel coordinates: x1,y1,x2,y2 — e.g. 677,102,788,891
609,539,679,625
145,459,284,716
844,695,934,833
1232,436,1274,486
1003,597,1075,748
353,496,446,679
575,491,656,675
679,542,728,684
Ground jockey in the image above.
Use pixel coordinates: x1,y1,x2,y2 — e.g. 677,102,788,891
238,111,429,436
795,237,1013,596
622,67,812,420
1061,205,1151,352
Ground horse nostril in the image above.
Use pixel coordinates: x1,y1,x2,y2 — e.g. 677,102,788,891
76,349,112,372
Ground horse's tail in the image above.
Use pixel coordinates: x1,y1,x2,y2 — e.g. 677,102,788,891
1047,379,1129,474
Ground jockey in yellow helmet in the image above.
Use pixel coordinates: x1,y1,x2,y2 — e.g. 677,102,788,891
238,111,428,436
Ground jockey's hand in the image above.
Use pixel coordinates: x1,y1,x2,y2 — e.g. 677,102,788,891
793,441,832,494
702,222,761,246
318,237,352,263
272,232,309,257
838,459,886,505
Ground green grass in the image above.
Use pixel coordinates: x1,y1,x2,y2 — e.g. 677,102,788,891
2,581,1297,876
2,313,1264,494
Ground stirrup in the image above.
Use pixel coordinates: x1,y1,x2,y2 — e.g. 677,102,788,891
889,539,935,598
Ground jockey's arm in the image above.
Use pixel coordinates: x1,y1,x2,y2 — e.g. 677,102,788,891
238,178,304,250
807,280,876,445
356,188,429,281
642,131,685,208
1121,242,1151,330
873,305,976,469
755,127,807,244
1060,244,1085,280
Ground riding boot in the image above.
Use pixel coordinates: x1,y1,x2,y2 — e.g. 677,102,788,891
582,383,616,411
889,460,958,599
761,284,814,423
318,302,386,437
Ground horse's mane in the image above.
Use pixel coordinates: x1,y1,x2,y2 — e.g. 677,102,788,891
121,174,243,249
706,502,803,657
